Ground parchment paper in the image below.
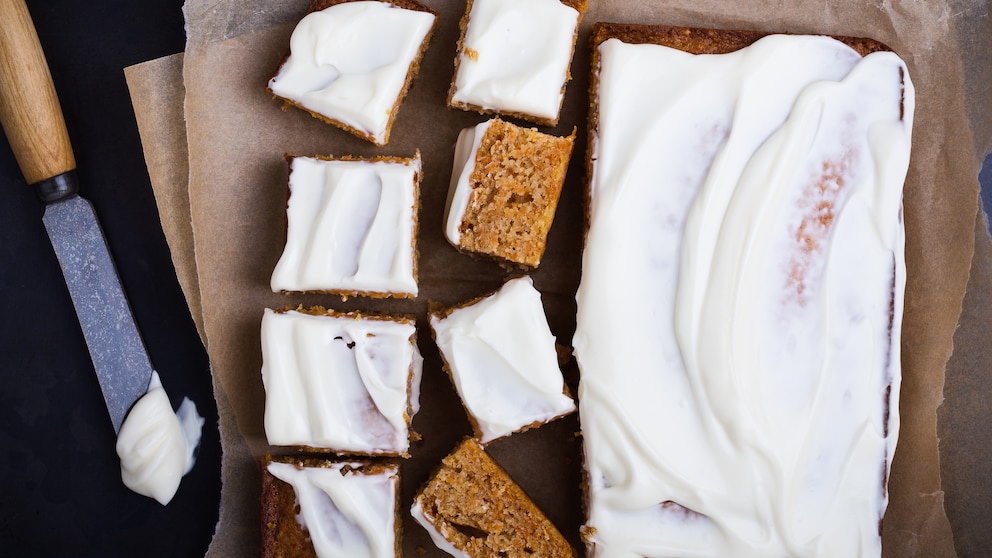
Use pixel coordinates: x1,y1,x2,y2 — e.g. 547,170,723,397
124,0,992,555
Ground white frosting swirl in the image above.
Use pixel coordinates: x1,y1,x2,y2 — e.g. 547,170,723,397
268,1,435,144
574,35,913,557
451,0,579,121
430,276,575,443
268,461,398,558
115,371,203,505
261,309,421,455
270,155,419,296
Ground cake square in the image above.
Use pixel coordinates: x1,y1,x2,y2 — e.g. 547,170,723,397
267,0,437,146
574,24,911,557
443,118,574,269
261,455,401,558
447,0,586,126
260,307,423,456
270,154,420,298
411,438,575,557
429,276,575,444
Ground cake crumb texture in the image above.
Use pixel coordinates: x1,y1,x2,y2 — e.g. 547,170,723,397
459,119,573,268
416,438,574,557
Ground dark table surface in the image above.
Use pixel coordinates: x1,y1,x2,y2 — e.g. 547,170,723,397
0,1,989,556
0,1,221,556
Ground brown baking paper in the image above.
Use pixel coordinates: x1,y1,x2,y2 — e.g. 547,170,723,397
123,0,991,555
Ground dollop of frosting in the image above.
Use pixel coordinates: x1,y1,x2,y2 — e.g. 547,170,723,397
574,34,913,557
268,461,398,558
270,155,419,296
451,0,579,121
267,1,435,144
116,371,203,505
430,276,575,443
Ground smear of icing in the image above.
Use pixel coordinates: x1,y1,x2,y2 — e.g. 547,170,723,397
574,34,913,557
116,372,203,505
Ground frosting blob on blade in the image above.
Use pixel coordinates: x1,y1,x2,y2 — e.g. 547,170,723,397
116,371,203,505
574,34,913,557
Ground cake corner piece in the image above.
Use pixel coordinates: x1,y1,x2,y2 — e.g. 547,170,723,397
267,0,438,145
261,454,402,558
447,0,586,126
428,276,576,445
411,438,576,557
443,117,575,270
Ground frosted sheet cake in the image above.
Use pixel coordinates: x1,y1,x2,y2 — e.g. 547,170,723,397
573,24,913,557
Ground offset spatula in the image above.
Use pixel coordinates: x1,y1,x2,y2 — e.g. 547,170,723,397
0,0,153,434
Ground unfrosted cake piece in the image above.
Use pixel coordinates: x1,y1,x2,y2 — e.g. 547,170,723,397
411,438,575,557
267,0,437,146
574,24,913,557
448,0,587,126
443,118,574,269
429,276,575,444
260,307,423,456
270,153,420,298
261,454,401,558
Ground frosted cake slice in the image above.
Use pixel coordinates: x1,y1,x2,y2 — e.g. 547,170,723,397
271,154,420,298
268,0,437,146
574,24,913,557
429,276,575,444
444,118,574,269
411,438,575,557
447,0,586,126
261,455,401,558
261,307,423,457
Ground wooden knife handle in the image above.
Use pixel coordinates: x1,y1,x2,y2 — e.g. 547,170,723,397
0,0,76,185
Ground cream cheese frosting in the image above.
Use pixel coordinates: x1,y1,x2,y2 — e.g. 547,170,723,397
430,276,575,443
270,155,419,297
267,1,435,145
442,119,492,247
261,308,422,455
450,0,579,122
267,460,398,558
574,34,913,557
410,500,472,558
115,371,204,505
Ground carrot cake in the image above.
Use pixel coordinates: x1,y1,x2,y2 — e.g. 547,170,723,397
270,153,420,298
573,24,913,557
260,307,422,456
267,0,437,146
447,0,587,126
443,118,574,269
429,276,575,444
411,438,574,557
261,454,401,558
